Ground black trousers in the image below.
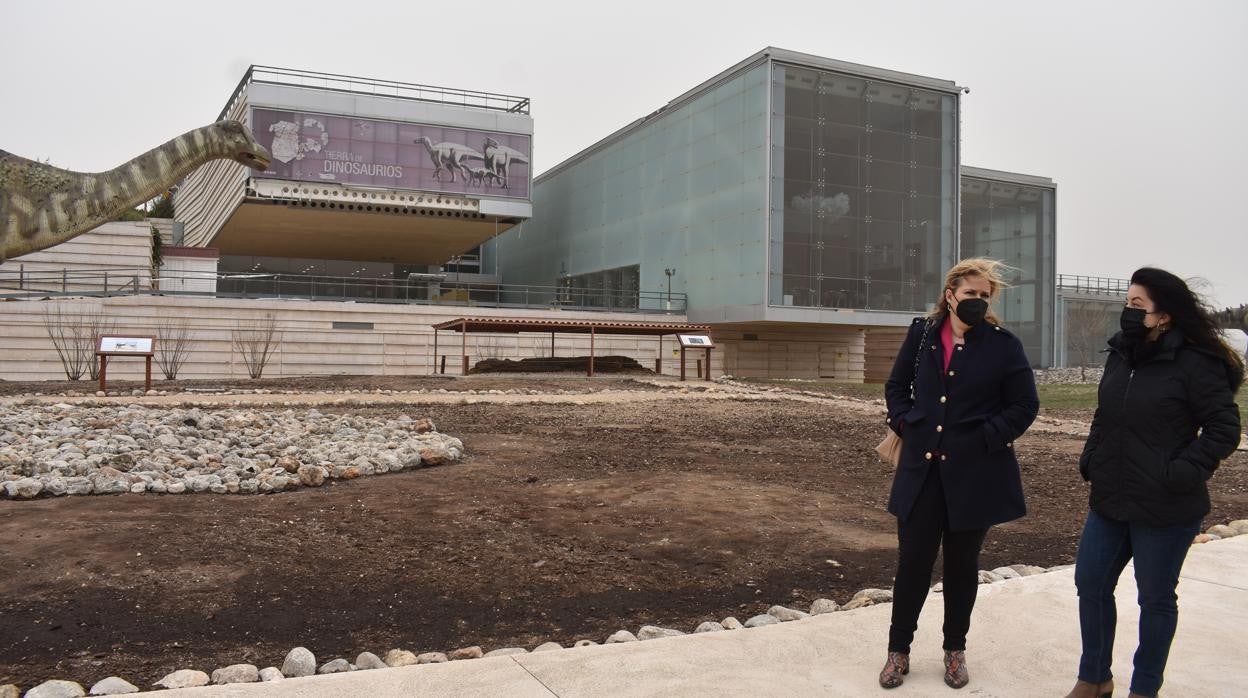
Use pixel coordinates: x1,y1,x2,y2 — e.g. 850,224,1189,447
887,464,989,654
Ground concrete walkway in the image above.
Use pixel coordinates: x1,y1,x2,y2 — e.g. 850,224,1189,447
136,535,1247,697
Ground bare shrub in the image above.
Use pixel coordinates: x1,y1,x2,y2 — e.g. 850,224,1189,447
155,317,195,380
476,336,507,359
232,314,281,379
42,306,116,381
43,306,92,380
1065,303,1116,382
84,312,117,381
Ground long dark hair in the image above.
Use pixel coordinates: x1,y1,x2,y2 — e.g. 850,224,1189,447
1130,267,1245,390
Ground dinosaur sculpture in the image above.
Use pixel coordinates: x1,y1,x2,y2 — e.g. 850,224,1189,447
482,137,529,189
413,137,483,183
1,120,271,262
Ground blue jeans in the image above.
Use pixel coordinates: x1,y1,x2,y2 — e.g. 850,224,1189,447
1074,509,1201,697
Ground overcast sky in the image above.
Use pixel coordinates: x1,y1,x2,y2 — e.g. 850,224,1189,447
4,0,1245,307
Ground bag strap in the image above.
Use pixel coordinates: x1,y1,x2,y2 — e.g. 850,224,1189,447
910,319,933,399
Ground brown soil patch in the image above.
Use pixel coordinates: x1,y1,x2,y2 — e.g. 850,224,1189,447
0,379,1244,689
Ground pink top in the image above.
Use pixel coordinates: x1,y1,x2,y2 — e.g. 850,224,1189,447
940,317,955,372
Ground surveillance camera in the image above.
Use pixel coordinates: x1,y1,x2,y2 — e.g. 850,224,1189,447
962,87,971,94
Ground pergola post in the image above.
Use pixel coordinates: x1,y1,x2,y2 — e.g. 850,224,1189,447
588,325,595,377
461,319,468,375
432,328,439,375
705,346,712,381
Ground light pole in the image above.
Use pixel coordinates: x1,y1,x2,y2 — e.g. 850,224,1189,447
664,268,676,310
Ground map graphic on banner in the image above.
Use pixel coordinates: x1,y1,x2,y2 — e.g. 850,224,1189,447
250,108,531,199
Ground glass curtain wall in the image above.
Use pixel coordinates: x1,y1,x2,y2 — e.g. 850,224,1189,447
960,177,1055,366
563,264,641,309
770,65,957,312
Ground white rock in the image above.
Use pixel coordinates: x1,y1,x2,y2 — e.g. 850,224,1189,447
211,664,259,684
449,646,483,660
354,652,387,670
852,588,893,603
24,680,85,698
572,640,599,648
605,630,638,643
744,614,779,628
840,596,875,611
1009,564,1046,577
88,677,138,695
318,659,352,674
416,652,448,664
4,477,42,499
153,670,209,689
767,605,809,622
694,621,724,633
281,647,317,677
383,649,418,667
978,570,1004,584
65,478,93,495
721,617,744,629
258,667,284,682
297,464,327,487
484,647,528,657
1228,520,1248,535
533,642,563,652
1206,524,1237,538
809,599,840,615
991,566,1022,580
637,625,686,640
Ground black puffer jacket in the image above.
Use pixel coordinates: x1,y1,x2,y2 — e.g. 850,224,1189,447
1079,329,1242,526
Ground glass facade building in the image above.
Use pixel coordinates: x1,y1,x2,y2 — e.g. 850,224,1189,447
484,60,771,315
486,49,1057,376
959,167,1056,366
770,65,959,313
487,48,965,330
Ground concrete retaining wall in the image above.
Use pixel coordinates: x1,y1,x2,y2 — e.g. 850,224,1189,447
0,296,719,382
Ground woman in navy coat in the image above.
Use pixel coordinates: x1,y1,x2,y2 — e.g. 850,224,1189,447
878,258,1039,690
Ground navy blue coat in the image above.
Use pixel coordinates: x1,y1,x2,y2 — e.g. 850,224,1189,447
884,317,1040,531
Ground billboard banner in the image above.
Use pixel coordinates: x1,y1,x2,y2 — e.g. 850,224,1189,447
250,108,531,199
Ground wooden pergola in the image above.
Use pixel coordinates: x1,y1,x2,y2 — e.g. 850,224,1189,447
431,317,714,379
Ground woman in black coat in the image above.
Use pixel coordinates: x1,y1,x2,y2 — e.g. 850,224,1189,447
1065,268,1243,698
878,258,1039,690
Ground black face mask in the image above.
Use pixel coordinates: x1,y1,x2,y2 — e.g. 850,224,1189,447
952,297,989,327
1120,307,1150,341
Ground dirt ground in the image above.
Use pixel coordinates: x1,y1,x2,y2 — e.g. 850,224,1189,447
0,377,1245,689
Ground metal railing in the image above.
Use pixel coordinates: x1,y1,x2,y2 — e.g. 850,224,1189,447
220,65,531,121
0,268,686,313
1057,274,1129,295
